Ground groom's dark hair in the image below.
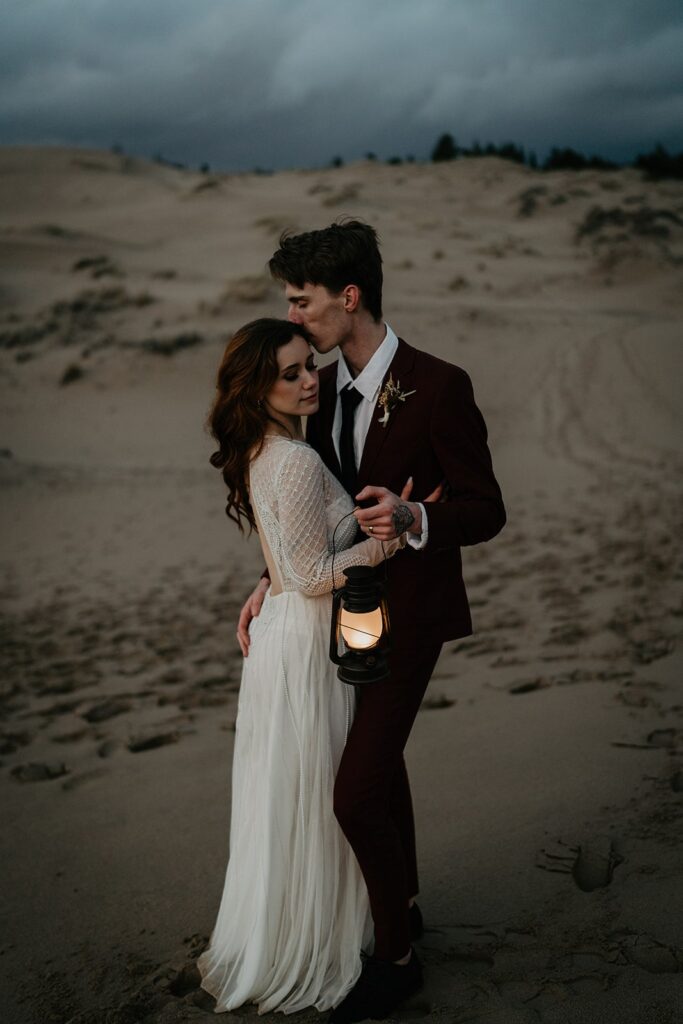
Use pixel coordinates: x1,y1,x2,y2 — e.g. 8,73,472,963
268,219,383,322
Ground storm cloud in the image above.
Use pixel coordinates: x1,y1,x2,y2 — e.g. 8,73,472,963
1,0,682,170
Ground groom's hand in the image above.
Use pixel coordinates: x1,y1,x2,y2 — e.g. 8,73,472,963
354,481,423,540
354,478,446,540
237,577,270,657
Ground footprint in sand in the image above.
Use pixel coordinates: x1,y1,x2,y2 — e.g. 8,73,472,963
572,836,623,892
127,730,181,753
50,726,90,743
613,728,679,751
0,730,33,754
535,839,576,875
617,932,683,974
81,698,133,723
647,727,678,749
10,760,69,782
168,961,203,997
606,926,683,972
61,767,110,791
536,835,623,890
97,738,120,758
508,678,549,695
421,694,455,710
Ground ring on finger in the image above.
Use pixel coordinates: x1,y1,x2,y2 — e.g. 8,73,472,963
368,525,374,534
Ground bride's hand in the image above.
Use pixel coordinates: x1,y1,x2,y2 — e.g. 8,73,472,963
399,477,414,501
423,479,446,503
366,531,407,565
400,477,444,503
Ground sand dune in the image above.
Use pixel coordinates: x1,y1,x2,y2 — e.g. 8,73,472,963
1,146,682,1023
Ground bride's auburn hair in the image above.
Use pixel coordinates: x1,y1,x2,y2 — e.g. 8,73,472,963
208,318,311,532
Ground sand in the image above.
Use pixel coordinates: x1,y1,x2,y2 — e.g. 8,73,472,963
0,146,682,1024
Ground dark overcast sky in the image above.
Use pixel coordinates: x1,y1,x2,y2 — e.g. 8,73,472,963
1,0,682,171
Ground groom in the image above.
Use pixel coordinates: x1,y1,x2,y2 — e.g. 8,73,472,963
239,220,505,1022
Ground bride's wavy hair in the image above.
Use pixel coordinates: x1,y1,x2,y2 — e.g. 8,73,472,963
207,317,311,533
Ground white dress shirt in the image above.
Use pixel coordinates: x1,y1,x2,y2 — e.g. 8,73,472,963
332,323,428,549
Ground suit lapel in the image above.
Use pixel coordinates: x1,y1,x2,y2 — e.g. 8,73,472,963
357,338,416,487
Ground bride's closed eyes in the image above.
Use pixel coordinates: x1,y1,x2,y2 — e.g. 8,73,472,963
283,358,318,382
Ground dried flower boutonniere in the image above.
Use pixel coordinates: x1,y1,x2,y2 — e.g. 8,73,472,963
377,373,416,427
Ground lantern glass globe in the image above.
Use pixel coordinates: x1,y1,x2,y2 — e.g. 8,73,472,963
340,607,384,650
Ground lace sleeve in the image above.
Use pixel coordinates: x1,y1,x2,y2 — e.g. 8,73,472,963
275,444,399,597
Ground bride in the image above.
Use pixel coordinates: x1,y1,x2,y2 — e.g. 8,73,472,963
196,318,407,1014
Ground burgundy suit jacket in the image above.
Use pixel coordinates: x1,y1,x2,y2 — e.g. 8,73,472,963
305,338,506,643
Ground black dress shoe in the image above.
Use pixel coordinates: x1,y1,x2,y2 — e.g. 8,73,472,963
409,902,423,941
329,949,423,1023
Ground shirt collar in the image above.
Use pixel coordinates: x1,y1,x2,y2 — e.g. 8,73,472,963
336,323,399,402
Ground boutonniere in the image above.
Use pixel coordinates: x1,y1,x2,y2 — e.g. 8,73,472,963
377,373,416,427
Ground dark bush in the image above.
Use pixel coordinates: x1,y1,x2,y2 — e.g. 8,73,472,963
575,205,682,242
543,147,617,171
122,333,204,356
634,144,683,181
0,322,55,349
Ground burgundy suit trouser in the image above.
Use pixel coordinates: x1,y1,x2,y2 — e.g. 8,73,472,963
333,636,443,961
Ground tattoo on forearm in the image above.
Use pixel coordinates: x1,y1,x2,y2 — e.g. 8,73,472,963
391,503,415,535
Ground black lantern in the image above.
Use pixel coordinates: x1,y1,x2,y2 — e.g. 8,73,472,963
330,565,391,685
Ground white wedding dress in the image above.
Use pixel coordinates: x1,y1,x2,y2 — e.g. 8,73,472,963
197,436,398,1015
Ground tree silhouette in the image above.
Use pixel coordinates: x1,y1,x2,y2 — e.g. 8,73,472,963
431,133,458,162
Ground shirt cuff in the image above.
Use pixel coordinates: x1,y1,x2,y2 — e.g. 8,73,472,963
406,502,428,550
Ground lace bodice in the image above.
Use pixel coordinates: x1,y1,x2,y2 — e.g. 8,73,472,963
249,436,396,597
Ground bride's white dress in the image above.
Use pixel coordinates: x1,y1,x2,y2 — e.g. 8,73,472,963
197,436,395,1015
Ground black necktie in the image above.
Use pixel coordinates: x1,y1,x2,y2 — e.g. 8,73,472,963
339,385,363,498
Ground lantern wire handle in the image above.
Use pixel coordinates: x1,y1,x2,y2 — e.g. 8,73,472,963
331,510,388,593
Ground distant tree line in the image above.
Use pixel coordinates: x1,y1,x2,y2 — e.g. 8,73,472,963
429,133,683,179
108,136,683,181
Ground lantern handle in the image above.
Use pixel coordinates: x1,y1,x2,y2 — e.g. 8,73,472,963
331,510,356,593
331,509,388,593
329,587,343,666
